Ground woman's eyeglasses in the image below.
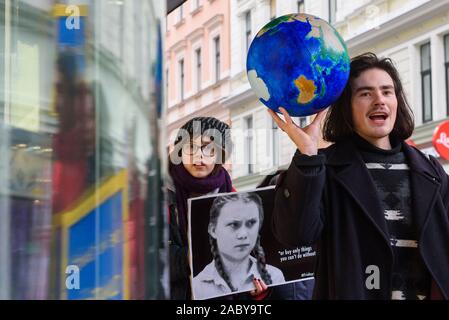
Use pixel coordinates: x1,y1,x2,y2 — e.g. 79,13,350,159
182,143,219,157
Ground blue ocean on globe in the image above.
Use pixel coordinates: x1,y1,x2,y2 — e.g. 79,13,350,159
247,13,350,117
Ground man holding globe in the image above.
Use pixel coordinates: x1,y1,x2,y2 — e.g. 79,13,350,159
269,53,449,300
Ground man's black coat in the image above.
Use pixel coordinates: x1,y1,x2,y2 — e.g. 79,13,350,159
272,139,449,299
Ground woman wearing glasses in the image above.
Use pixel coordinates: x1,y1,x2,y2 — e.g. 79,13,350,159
168,117,268,300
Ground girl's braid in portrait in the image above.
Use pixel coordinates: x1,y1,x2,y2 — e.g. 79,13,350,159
209,236,237,292
253,235,272,285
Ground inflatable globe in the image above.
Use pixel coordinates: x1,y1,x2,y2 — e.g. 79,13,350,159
247,13,350,117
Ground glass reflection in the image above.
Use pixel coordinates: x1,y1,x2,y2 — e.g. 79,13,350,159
0,0,167,300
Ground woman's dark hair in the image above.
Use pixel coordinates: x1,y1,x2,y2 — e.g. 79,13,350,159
208,193,272,291
322,52,414,142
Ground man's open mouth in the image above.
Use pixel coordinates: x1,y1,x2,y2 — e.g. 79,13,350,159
368,113,388,121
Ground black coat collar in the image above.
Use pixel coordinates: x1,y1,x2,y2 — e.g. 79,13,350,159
325,137,440,179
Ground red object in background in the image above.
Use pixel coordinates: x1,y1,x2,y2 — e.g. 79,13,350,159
405,139,417,148
128,171,146,300
432,120,449,160
52,81,95,213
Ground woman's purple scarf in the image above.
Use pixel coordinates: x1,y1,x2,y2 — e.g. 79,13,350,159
169,163,233,242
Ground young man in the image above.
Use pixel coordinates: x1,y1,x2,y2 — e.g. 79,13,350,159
269,53,449,300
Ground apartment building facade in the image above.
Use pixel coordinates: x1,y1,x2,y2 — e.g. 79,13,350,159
335,0,449,171
166,0,232,148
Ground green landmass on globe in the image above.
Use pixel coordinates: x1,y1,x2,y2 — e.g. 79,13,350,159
247,13,350,117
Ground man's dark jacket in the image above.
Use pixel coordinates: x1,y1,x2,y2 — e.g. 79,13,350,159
272,138,449,299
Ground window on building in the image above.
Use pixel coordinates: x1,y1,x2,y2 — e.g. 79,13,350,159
245,116,254,174
270,0,276,21
245,11,252,53
193,0,200,10
119,6,124,59
272,118,279,166
329,0,337,24
421,42,432,123
179,59,184,101
166,68,169,106
214,36,220,82
178,4,183,21
195,48,201,92
445,34,449,116
297,0,304,13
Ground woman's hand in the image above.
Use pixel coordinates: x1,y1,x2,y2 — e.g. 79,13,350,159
268,107,326,156
250,278,269,300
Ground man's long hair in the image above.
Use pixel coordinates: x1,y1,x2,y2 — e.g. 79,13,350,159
322,52,414,142
208,193,272,291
